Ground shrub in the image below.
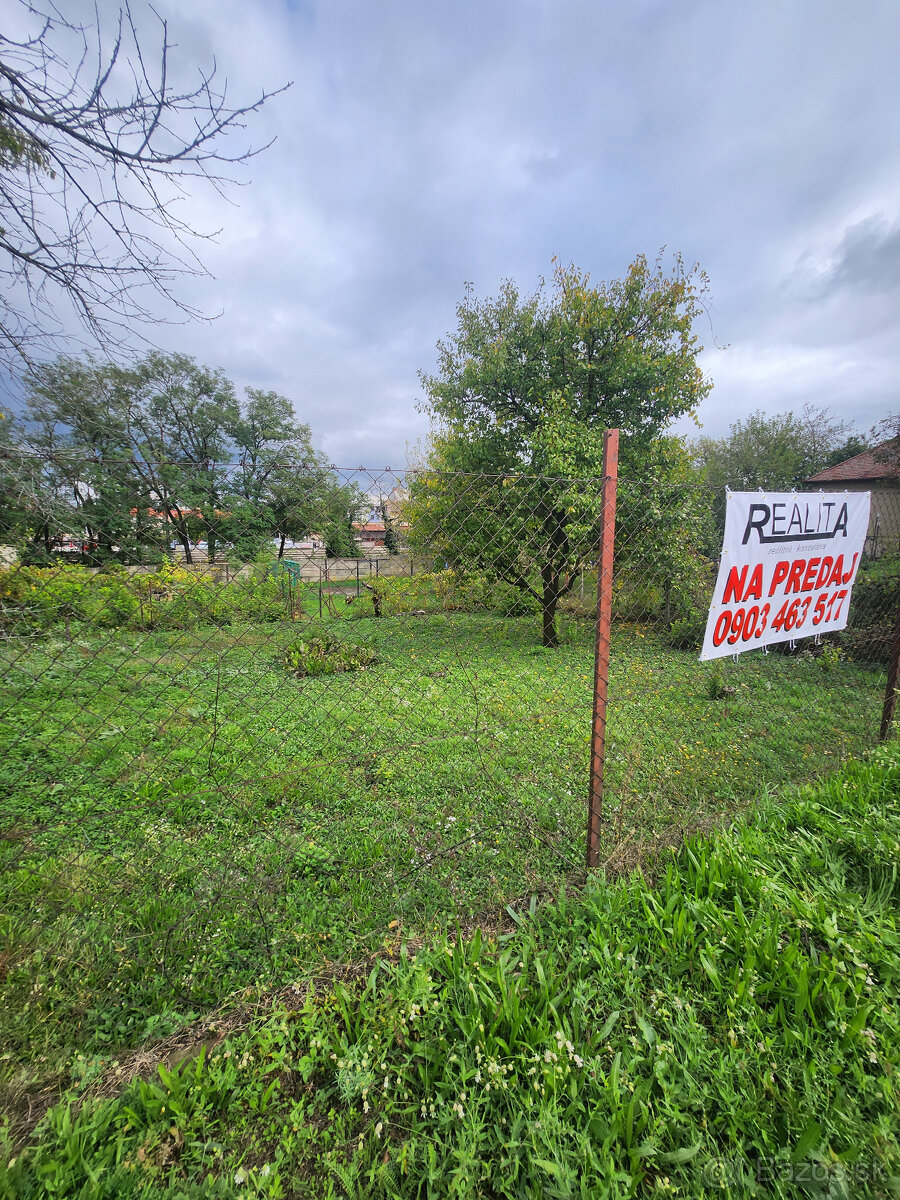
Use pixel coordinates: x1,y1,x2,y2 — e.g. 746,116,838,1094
366,569,539,617
0,559,291,634
841,554,900,665
141,563,286,629
283,632,377,676
662,606,708,650
0,562,138,631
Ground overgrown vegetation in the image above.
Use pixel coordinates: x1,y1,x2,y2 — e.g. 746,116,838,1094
0,594,885,1130
365,570,538,618
0,562,292,633
844,553,900,665
283,633,377,677
4,743,899,1197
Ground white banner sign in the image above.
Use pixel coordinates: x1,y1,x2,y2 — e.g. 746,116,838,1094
700,491,871,661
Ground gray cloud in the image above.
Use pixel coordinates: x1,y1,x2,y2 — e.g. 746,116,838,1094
821,216,900,296
5,0,900,460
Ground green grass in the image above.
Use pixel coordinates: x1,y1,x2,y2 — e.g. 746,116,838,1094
3,742,899,1197
0,605,887,1139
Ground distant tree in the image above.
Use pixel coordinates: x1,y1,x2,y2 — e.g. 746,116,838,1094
15,352,344,564
0,407,56,549
380,501,400,555
0,2,286,368
695,403,862,492
870,412,900,472
409,255,713,646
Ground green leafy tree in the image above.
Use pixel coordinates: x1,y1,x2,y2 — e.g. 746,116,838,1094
15,351,347,565
21,356,156,562
694,404,863,492
409,255,713,646
380,501,401,555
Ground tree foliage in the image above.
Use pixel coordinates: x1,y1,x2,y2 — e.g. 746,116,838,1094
3,352,357,564
0,2,285,367
694,404,866,492
409,256,714,646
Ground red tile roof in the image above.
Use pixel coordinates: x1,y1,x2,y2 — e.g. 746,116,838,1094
806,440,900,483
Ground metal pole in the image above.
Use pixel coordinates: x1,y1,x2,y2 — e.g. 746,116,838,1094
879,587,900,740
586,429,619,869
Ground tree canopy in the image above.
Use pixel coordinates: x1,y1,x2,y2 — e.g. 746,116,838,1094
3,352,359,564
408,256,714,646
694,404,867,492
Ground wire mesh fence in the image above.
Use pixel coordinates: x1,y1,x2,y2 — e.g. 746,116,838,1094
0,450,897,1083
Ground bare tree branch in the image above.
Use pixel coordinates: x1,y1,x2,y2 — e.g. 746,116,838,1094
0,1,289,369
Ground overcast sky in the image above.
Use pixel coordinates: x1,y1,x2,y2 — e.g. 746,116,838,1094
8,0,900,465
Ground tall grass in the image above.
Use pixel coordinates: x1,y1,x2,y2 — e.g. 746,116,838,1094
4,743,899,1197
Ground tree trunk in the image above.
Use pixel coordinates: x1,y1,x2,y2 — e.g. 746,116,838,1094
278,533,286,558
541,562,559,648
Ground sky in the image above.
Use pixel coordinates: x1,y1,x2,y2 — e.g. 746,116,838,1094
5,0,900,466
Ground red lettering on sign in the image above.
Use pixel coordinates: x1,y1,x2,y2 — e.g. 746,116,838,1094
722,565,748,604
769,561,790,596
745,563,763,600
827,555,844,586
801,558,820,592
815,557,833,588
842,552,858,584
785,560,805,595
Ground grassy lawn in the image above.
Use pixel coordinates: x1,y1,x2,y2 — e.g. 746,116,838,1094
0,604,887,1135
3,735,899,1197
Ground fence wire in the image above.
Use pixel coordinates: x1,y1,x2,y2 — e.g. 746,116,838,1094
0,455,896,1088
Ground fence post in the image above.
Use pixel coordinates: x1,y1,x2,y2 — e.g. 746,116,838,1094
586,429,619,869
879,588,900,740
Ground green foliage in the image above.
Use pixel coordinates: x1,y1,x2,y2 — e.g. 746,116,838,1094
321,519,361,559
842,553,900,664
7,352,355,566
366,570,538,617
412,255,713,646
283,632,377,676
381,502,401,555
6,745,900,1196
0,563,139,630
0,561,288,634
695,403,862,493
0,608,884,1121
662,607,708,650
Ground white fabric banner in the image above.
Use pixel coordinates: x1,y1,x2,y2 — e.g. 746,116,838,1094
699,491,871,661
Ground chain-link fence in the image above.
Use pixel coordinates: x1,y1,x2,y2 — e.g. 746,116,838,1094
0,451,897,1095
603,477,898,860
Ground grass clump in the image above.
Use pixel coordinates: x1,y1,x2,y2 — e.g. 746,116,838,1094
282,632,377,676
5,744,900,1197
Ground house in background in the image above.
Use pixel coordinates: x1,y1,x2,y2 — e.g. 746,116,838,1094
806,439,900,558
354,521,388,549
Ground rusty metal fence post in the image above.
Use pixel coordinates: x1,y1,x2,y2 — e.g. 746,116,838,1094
586,429,619,869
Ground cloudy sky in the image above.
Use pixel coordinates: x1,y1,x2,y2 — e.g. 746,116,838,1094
7,0,900,465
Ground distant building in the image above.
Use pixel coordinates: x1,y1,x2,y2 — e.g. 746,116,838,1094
354,521,388,548
806,439,900,557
